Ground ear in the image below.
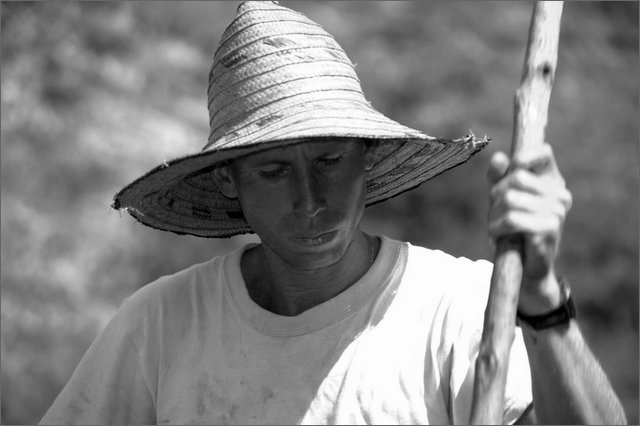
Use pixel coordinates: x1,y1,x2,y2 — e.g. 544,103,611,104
364,141,378,171
210,164,238,199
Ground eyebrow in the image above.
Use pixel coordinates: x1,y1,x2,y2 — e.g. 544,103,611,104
237,158,290,172
241,142,355,167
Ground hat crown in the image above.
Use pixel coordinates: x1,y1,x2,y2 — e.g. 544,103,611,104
111,2,487,238
205,1,365,151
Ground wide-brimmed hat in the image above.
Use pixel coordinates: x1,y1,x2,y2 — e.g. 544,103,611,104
112,1,488,238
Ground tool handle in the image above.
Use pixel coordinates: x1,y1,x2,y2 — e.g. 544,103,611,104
469,2,563,424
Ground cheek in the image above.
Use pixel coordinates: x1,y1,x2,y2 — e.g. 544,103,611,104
237,188,281,223
335,162,367,200
323,166,368,222
235,183,298,239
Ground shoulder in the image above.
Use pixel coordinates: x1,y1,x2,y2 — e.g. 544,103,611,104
112,249,240,334
402,240,493,295
124,256,220,311
386,238,494,331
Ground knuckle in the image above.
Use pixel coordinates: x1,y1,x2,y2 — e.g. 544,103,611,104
489,151,502,164
504,211,519,228
512,169,529,186
512,154,527,169
503,190,518,208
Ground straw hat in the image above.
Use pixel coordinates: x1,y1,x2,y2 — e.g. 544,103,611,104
112,1,489,238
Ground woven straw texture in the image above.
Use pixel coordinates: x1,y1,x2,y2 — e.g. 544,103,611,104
112,1,489,238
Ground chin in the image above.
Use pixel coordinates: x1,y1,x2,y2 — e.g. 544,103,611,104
285,238,347,270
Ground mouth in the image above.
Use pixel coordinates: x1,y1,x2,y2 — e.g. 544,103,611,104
296,230,337,246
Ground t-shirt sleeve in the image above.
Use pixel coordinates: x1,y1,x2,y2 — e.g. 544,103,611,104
446,260,533,425
39,297,156,425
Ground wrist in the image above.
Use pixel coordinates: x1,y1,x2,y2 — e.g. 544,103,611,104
518,273,563,315
517,277,577,331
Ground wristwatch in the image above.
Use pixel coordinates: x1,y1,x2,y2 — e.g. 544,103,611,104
516,277,577,330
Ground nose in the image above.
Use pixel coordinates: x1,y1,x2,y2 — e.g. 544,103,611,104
293,166,326,218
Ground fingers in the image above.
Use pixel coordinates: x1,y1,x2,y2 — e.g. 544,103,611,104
488,143,561,183
511,143,560,176
488,181,569,237
488,151,510,183
487,142,572,239
490,169,572,208
488,204,565,239
487,142,571,297
488,143,570,204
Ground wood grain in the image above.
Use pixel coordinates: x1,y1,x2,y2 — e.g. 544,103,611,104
469,2,564,424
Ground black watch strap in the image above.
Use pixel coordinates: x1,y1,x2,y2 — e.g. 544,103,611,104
517,278,577,330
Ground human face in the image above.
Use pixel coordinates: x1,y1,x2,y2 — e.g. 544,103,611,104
219,139,373,270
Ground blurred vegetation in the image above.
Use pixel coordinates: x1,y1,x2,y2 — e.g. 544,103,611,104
1,1,637,424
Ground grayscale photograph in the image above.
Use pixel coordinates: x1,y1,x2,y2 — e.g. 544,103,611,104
1,1,637,424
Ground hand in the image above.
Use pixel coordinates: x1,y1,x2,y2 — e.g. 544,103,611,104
487,143,573,315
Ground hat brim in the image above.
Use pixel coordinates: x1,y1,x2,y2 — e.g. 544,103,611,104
112,110,488,238
112,1,490,238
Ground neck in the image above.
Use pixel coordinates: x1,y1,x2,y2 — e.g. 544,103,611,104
242,231,378,316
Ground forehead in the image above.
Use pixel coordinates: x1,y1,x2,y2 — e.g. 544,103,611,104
235,138,363,165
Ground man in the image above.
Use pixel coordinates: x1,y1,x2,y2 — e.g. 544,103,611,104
40,1,626,424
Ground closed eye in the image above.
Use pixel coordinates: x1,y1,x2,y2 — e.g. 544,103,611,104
258,166,289,179
318,155,343,166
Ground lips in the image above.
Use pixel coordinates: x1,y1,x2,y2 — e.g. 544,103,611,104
303,231,332,239
296,230,337,245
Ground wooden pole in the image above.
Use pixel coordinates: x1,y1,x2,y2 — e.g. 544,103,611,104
469,2,563,424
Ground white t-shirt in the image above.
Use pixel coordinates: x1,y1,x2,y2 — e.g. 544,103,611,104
40,236,532,425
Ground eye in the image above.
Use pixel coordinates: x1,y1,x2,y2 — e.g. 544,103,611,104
318,155,343,166
258,165,288,179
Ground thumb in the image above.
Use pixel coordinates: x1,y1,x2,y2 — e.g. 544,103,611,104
487,151,510,183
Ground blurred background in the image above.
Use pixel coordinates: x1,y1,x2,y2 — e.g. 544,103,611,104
1,1,637,423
